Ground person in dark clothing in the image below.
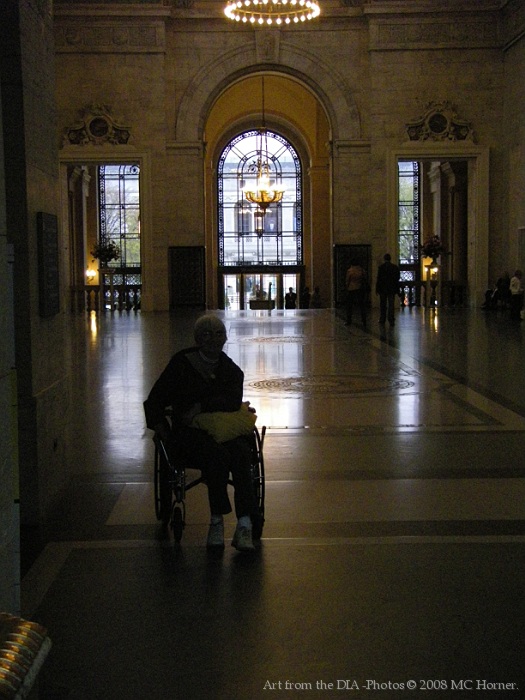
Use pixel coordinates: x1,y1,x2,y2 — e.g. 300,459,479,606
300,286,311,309
482,274,511,309
285,287,297,309
310,286,322,308
497,273,511,308
376,253,400,326
144,315,257,552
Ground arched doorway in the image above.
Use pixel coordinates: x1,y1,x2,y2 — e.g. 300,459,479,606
203,73,331,309
217,128,303,309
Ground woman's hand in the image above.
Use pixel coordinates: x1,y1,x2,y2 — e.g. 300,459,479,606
182,402,202,425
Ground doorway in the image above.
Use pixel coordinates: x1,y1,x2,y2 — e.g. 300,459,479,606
59,149,152,310
221,271,301,310
205,74,331,309
387,144,489,307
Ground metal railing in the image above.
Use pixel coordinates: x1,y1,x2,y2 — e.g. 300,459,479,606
74,284,142,312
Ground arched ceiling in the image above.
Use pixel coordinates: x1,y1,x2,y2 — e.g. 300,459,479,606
205,73,330,164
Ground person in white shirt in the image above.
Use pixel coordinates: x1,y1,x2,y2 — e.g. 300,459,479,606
509,270,523,321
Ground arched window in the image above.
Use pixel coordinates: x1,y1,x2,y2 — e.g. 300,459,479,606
218,130,302,266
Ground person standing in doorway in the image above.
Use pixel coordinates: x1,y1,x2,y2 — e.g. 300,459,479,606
345,260,368,327
376,253,400,327
285,287,297,309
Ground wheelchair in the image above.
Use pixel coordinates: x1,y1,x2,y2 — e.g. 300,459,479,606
153,420,266,544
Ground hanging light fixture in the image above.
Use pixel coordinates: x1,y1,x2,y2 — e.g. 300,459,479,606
242,76,285,236
225,0,320,25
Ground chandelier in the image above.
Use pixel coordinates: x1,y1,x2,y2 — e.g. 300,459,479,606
242,77,285,235
224,0,320,26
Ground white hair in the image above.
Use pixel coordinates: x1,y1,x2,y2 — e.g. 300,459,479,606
193,315,227,343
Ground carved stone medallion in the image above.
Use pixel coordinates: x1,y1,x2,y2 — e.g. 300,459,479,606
63,104,131,146
406,102,474,142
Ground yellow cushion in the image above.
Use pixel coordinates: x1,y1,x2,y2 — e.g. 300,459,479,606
191,402,256,443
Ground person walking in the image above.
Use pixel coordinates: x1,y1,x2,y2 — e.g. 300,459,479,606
345,260,368,327
376,253,400,326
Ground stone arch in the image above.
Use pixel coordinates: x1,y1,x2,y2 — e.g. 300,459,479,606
212,113,312,176
174,41,361,143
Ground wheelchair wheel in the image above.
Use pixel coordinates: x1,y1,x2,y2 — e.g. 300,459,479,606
251,426,266,540
171,505,184,543
154,443,172,526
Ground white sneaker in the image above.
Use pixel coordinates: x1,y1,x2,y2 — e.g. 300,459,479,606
231,526,255,552
206,521,225,549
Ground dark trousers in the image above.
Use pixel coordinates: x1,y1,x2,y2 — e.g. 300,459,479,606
510,293,523,321
346,289,367,325
379,293,396,325
174,426,256,518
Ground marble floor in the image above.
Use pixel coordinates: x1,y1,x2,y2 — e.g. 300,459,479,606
23,305,525,699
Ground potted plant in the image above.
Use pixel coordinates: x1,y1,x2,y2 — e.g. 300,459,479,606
421,235,445,263
90,240,120,268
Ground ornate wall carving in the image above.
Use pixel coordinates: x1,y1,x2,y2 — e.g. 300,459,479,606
63,105,131,146
55,22,165,53
405,102,475,142
370,17,499,51
255,31,281,64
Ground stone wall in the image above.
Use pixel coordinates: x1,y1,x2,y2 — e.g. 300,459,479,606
53,1,524,307
503,0,525,273
2,0,66,556
0,57,20,614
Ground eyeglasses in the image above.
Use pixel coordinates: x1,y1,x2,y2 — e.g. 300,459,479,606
200,330,227,338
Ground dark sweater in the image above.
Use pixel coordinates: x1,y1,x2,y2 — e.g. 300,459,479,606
375,261,400,295
144,346,244,432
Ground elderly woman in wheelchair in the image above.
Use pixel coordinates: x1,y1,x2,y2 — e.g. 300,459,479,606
144,314,263,552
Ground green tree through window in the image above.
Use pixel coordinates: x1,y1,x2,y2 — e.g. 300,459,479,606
98,164,141,271
398,160,421,303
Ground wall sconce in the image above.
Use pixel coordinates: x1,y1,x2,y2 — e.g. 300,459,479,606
423,257,439,281
86,269,96,284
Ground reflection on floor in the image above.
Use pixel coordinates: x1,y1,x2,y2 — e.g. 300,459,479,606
24,306,525,699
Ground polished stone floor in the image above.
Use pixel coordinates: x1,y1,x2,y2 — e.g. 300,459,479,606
23,305,525,699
